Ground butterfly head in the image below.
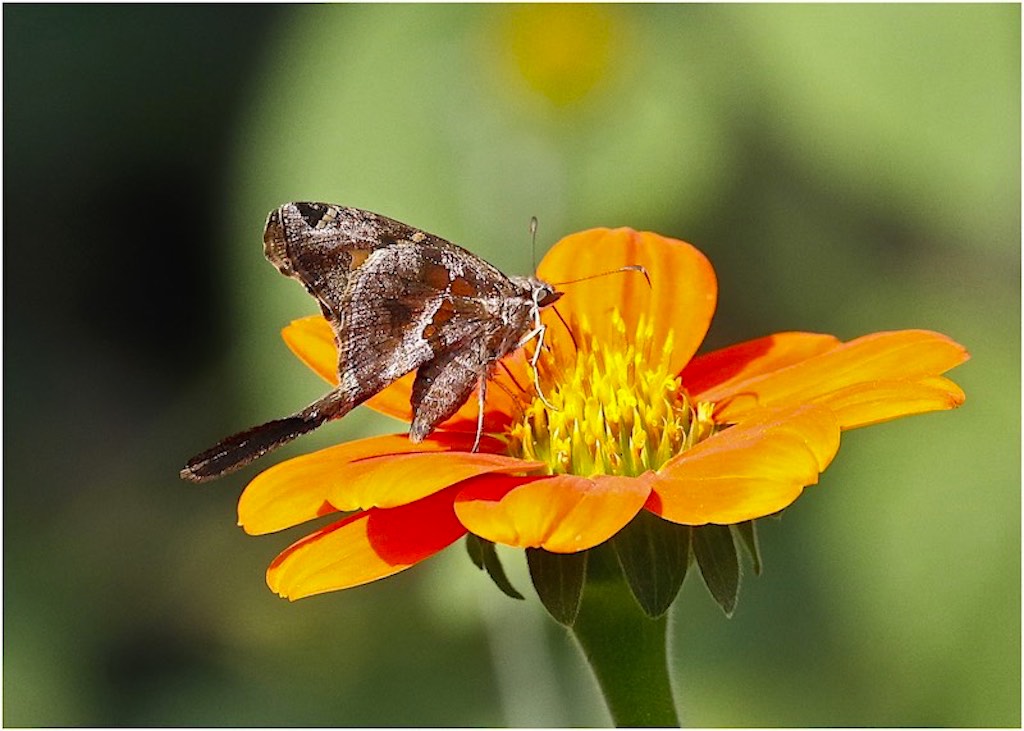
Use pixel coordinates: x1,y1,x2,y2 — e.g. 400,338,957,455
528,277,563,310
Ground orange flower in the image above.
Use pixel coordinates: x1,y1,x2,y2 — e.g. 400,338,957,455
238,228,968,600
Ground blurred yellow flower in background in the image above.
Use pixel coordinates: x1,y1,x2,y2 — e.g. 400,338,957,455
500,4,618,106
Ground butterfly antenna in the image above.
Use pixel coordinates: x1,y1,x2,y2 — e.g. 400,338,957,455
529,216,539,272
553,264,651,289
551,304,579,355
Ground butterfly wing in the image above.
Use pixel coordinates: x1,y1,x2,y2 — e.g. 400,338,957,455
182,203,539,482
264,202,526,417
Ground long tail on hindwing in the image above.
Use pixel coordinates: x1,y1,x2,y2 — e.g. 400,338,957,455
180,389,352,483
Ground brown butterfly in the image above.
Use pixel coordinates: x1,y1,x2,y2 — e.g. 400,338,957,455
180,202,563,483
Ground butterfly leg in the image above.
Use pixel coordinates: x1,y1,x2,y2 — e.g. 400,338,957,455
517,322,558,411
472,375,487,453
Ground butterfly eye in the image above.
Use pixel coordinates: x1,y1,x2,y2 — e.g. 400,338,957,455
538,287,563,308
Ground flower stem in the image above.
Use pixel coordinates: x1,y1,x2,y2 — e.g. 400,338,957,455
570,544,679,727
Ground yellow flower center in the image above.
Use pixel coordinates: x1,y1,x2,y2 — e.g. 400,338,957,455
507,310,717,477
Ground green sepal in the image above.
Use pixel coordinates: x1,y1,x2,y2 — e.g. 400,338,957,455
465,535,524,600
692,524,740,617
526,548,587,626
731,520,762,576
612,511,691,618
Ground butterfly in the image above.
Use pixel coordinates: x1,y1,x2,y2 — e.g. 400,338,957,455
180,202,562,482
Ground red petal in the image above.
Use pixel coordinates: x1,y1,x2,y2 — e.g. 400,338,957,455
266,487,467,600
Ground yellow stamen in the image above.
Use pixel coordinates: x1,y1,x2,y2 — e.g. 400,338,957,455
507,310,718,477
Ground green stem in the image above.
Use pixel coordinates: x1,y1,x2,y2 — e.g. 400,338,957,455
570,545,679,727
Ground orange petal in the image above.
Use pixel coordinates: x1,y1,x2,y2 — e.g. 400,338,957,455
815,376,966,429
282,315,338,386
455,472,654,553
649,404,840,525
711,330,969,424
361,371,418,423
266,486,466,600
282,317,524,430
536,228,717,375
683,332,841,398
238,432,504,535
327,449,544,512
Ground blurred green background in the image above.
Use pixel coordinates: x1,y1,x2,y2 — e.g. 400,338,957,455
4,4,1019,726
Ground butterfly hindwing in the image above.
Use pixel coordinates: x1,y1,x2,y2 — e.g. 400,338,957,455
410,344,491,442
